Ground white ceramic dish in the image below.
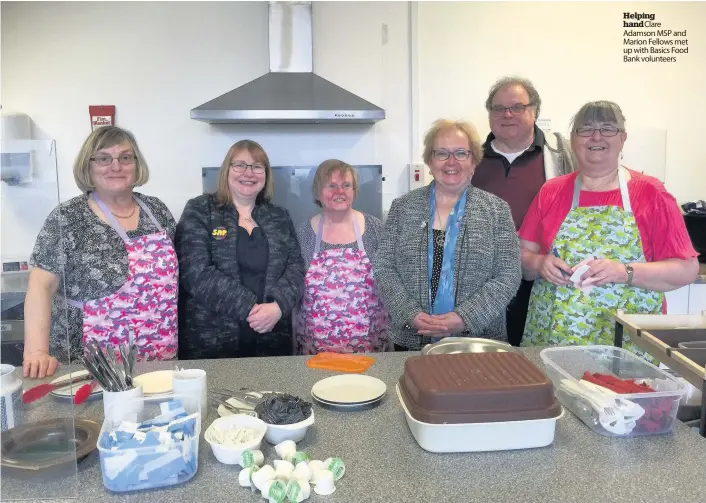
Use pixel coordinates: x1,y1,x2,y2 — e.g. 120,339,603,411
396,384,563,453
132,370,173,394
263,410,315,445
311,392,383,412
311,374,386,405
204,414,267,465
49,369,103,399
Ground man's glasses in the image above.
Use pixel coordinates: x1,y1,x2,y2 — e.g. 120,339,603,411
90,153,136,167
575,126,621,137
230,161,266,174
432,149,472,161
489,103,534,117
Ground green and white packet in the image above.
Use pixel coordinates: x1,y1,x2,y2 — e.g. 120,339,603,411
325,457,345,481
286,479,311,503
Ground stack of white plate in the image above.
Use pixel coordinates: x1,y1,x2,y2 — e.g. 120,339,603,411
310,374,387,411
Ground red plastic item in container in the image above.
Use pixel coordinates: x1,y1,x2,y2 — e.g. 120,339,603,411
580,372,674,434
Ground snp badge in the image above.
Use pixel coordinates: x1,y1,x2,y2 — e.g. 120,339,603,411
211,227,228,240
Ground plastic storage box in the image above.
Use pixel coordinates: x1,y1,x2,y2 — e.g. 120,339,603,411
540,345,685,437
97,395,200,492
398,353,563,452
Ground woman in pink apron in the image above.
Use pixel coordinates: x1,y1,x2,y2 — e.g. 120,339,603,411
23,126,178,378
295,159,389,354
71,192,178,361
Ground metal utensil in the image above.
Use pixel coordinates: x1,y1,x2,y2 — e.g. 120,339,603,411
82,355,114,392
86,343,123,392
128,343,137,381
209,388,274,407
104,344,126,390
118,344,133,387
421,337,518,356
88,341,124,391
207,392,258,417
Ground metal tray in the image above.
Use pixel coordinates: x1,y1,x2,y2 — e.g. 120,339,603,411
0,418,100,471
421,337,518,356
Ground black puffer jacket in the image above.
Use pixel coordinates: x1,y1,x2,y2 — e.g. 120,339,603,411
175,194,306,359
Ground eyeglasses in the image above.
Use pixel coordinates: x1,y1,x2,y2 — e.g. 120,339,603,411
575,126,622,137
230,161,266,174
90,153,136,167
325,182,354,191
489,103,534,117
432,149,472,161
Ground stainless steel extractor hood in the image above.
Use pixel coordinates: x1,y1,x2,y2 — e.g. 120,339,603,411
190,2,385,124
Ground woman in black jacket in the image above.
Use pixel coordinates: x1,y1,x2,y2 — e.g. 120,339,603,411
175,140,306,359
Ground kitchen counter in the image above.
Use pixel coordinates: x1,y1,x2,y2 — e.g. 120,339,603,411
4,350,706,503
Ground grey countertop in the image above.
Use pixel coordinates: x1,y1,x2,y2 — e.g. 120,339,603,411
3,350,706,503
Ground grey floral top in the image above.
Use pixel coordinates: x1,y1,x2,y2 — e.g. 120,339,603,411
296,213,385,266
29,192,176,364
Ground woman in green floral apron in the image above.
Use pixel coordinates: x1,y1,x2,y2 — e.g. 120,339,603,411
517,101,699,356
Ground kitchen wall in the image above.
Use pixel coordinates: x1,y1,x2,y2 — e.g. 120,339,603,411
3,1,705,256
416,1,706,204
1,1,412,237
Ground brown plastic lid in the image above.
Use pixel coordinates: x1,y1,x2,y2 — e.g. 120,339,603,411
399,353,561,424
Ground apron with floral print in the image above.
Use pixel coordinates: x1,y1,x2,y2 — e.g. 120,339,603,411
68,193,178,361
522,167,663,359
295,216,389,354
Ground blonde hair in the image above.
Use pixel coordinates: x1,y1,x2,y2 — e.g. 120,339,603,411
213,140,273,207
73,126,149,193
422,119,484,166
311,159,359,207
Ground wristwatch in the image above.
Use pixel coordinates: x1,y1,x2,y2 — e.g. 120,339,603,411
625,264,634,286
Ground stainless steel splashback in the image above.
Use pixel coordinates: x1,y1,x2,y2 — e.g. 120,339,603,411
201,165,383,228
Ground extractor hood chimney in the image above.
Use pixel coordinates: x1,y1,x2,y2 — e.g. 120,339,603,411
190,2,385,124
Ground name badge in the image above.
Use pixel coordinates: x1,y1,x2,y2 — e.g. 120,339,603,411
211,227,228,240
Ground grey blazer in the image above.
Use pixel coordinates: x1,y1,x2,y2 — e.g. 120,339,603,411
373,184,521,350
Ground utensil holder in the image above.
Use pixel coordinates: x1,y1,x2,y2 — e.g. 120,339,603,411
103,385,144,423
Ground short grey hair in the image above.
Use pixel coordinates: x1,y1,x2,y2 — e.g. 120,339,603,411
485,76,542,118
570,101,627,133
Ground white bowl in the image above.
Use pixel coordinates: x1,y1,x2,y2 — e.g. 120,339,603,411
204,414,267,464
263,410,315,444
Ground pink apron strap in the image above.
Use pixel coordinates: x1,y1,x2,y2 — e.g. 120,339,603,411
69,193,165,308
314,215,366,255
92,192,163,242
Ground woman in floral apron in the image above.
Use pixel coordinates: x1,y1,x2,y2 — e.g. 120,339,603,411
295,160,389,354
23,127,178,378
518,101,698,355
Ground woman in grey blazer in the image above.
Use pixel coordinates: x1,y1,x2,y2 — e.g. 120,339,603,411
373,119,522,350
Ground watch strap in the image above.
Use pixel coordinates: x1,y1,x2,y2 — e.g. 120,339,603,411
625,264,634,286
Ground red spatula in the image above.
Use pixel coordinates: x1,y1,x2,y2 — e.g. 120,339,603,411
73,380,99,405
22,373,93,404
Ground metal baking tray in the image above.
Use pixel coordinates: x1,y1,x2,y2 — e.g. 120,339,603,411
421,337,518,356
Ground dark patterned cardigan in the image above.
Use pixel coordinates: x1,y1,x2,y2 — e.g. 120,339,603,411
175,194,306,359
